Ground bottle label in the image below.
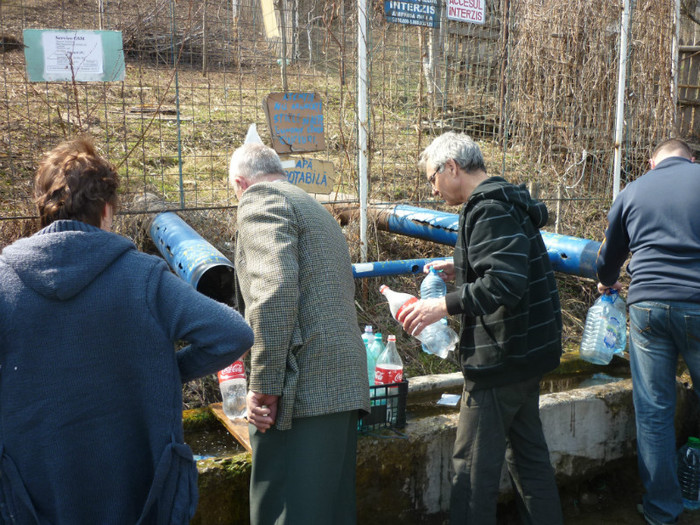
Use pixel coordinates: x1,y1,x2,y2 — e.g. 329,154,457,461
375,366,403,385
396,297,418,320
217,361,246,382
603,316,622,349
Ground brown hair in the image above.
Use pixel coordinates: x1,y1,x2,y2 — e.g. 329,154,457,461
651,138,693,162
34,137,119,228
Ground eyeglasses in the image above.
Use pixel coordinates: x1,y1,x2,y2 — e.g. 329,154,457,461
428,166,442,186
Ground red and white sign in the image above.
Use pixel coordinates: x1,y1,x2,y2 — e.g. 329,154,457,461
217,360,246,382
446,0,485,25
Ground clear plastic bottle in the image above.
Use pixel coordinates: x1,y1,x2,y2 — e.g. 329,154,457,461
418,269,459,358
367,333,384,386
374,334,403,385
217,360,247,420
678,437,700,510
380,284,458,359
361,325,374,350
579,290,627,365
374,335,403,421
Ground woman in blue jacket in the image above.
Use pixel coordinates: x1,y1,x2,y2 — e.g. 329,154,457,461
0,137,253,524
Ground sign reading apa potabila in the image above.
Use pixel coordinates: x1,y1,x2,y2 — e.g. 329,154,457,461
23,29,125,82
384,0,440,28
263,92,325,154
281,157,336,194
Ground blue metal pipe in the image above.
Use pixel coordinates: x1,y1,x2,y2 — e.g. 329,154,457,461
149,212,236,306
150,206,602,285
378,204,601,280
385,205,459,246
352,257,451,278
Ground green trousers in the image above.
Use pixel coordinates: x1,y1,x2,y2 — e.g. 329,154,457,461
249,410,358,525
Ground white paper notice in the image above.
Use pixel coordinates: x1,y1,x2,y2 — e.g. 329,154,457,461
42,32,104,81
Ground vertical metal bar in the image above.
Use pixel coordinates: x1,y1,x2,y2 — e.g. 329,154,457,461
358,0,368,263
672,0,681,131
202,0,208,75
613,0,631,202
279,0,288,92
169,0,185,208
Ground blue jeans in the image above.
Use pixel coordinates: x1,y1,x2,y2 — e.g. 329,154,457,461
629,301,700,524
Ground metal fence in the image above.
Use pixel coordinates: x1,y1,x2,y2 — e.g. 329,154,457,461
0,0,693,244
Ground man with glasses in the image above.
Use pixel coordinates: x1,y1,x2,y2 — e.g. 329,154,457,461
397,132,563,524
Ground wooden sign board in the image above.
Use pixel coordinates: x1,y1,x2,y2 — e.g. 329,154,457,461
263,92,325,154
281,157,336,194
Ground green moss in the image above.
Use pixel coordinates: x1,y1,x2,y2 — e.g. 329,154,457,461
182,407,217,432
192,456,252,525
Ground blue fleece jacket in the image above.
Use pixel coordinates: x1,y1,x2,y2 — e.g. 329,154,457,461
0,220,253,524
597,157,700,305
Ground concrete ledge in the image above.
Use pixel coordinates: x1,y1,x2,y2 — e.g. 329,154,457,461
191,376,697,524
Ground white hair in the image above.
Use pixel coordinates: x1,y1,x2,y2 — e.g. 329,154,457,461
228,143,285,185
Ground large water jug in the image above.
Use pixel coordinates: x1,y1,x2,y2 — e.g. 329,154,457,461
579,290,627,365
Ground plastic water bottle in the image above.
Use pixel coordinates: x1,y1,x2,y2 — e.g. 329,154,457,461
579,290,627,365
418,269,459,358
362,325,374,350
375,335,403,385
375,335,403,420
678,437,700,510
217,361,247,420
380,284,458,359
367,333,384,386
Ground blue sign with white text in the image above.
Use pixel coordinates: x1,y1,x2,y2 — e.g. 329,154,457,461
384,0,440,28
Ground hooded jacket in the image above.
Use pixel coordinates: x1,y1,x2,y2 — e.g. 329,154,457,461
444,177,562,390
0,220,253,524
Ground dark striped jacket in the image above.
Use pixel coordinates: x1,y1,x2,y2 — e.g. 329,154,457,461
444,177,562,390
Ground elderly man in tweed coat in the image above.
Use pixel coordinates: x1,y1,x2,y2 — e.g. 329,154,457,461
229,142,370,525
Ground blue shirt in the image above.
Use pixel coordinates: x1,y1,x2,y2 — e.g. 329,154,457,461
597,156,700,305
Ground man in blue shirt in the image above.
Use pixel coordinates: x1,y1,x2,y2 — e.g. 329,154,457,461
597,138,700,525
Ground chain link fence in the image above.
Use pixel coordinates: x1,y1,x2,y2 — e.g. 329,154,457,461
0,0,691,245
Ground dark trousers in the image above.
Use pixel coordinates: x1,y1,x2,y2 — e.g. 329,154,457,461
249,410,358,525
449,377,563,525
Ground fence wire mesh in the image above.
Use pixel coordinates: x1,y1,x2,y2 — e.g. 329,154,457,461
0,0,691,246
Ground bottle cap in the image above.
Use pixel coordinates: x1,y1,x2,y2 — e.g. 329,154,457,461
388,335,396,342
379,284,388,293
374,333,382,340
364,325,373,332
689,437,700,448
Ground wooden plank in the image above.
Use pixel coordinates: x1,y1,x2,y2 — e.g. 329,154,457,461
210,403,251,453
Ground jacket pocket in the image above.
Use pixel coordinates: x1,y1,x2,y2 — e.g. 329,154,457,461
135,438,198,525
0,445,41,524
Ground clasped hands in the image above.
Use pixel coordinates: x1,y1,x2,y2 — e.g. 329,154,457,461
246,391,278,433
